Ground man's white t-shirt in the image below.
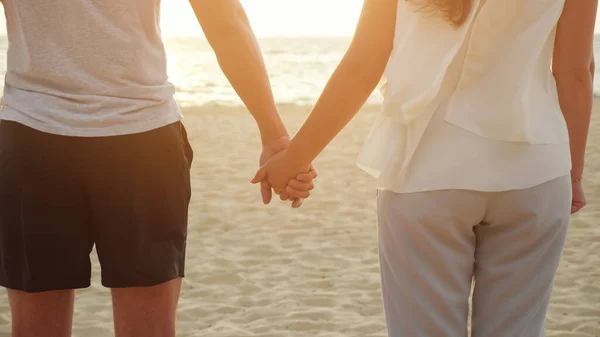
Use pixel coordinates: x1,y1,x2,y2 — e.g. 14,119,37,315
0,0,182,137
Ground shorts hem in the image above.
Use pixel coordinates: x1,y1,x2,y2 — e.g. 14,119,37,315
101,273,185,289
0,279,91,293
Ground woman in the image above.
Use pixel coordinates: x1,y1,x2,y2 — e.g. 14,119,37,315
253,0,596,335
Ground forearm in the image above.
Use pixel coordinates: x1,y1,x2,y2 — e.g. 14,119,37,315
286,54,386,166
281,0,395,166
555,67,594,179
192,2,286,143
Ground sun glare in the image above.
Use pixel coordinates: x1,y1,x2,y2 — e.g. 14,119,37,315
160,0,363,37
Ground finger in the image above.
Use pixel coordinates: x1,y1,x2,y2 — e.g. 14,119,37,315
279,192,290,201
571,201,585,214
296,165,317,181
571,201,586,214
296,170,318,182
291,198,304,208
286,186,311,199
260,180,272,205
287,179,315,191
251,167,267,184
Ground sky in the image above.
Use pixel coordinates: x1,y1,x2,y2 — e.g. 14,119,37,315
0,1,597,37
159,0,364,37
0,0,363,37
166,0,600,37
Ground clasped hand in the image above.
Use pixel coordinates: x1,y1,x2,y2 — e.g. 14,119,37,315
252,145,316,208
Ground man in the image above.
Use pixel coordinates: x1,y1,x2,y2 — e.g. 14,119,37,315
0,1,315,336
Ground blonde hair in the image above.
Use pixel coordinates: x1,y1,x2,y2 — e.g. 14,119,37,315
409,0,473,26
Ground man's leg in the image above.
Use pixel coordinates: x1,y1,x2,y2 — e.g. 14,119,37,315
111,279,182,337
83,122,192,337
0,121,95,337
8,290,74,337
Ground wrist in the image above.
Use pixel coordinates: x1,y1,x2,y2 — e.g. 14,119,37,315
571,170,584,183
256,109,288,145
259,122,288,145
571,176,583,183
285,141,313,170
261,134,290,155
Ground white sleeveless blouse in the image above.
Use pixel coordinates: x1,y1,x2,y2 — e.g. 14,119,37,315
357,0,571,193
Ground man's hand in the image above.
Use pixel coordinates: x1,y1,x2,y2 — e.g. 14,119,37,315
260,135,290,204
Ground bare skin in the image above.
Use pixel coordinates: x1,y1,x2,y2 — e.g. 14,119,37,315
112,279,181,337
8,279,184,337
8,289,74,337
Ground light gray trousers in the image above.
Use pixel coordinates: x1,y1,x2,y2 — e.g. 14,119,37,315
377,175,571,337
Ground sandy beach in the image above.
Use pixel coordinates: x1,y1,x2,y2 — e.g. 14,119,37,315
0,101,599,337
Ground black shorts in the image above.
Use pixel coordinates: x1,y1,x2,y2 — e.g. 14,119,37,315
0,121,193,293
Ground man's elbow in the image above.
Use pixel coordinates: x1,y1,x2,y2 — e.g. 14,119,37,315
202,19,244,40
203,21,241,43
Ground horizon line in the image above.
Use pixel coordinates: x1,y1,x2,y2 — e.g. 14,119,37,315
0,32,597,38
0,33,354,39
161,33,354,38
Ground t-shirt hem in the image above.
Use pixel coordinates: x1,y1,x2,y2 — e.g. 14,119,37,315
0,107,183,137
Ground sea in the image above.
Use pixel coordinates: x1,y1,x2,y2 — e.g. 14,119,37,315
0,35,598,108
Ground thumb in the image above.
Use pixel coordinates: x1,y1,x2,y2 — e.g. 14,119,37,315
251,166,268,184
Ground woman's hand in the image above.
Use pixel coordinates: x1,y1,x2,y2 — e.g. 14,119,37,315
280,169,317,208
571,181,586,214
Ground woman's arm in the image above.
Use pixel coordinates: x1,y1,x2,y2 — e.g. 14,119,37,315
252,0,398,193
252,0,398,194
285,0,398,167
552,0,598,183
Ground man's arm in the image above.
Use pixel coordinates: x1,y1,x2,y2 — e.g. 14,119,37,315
190,0,297,205
189,0,287,144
